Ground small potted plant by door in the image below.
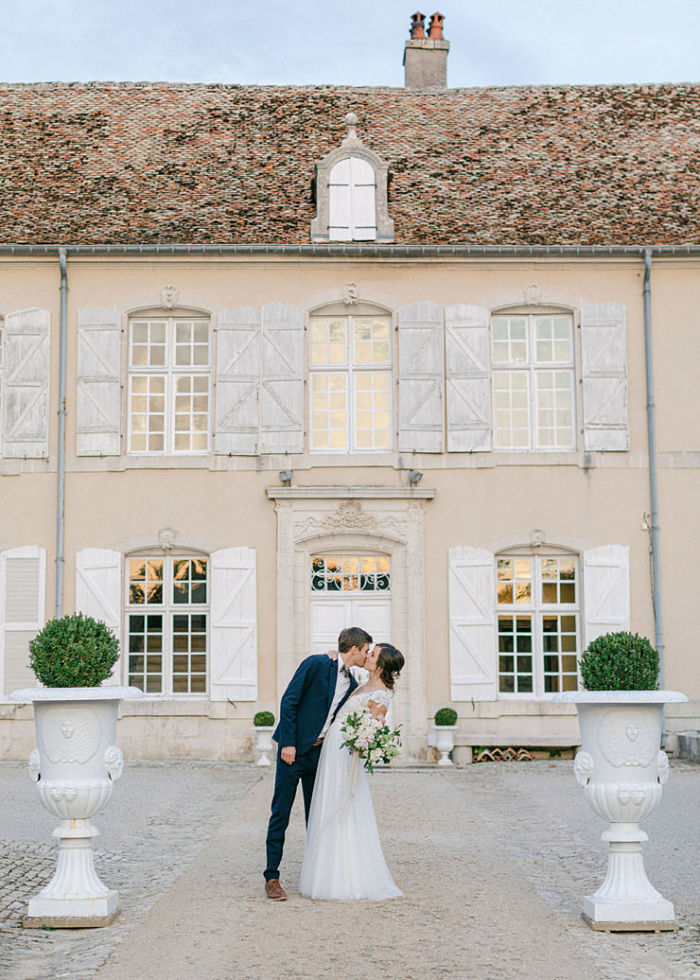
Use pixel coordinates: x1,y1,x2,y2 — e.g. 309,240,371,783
433,707,458,766
552,631,687,931
10,613,142,928
253,711,276,767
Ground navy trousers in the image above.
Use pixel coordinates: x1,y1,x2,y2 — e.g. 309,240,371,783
264,744,321,881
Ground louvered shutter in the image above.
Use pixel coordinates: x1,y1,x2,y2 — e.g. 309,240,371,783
0,546,45,696
582,545,630,648
75,548,122,685
214,308,261,455
210,547,257,701
398,301,445,453
328,158,352,241
448,546,498,701
445,304,492,451
77,308,122,456
260,302,304,454
580,303,629,451
2,309,50,458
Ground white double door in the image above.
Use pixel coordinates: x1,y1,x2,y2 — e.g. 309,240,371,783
310,596,393,723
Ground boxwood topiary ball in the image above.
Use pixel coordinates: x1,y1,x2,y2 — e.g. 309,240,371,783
579,631,659,691
434,707,458,726
29,613,119,688
253,710,275,727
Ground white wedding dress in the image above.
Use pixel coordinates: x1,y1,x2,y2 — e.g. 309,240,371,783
299,688,402,901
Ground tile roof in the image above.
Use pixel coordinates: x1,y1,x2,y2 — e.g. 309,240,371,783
0,82,698,246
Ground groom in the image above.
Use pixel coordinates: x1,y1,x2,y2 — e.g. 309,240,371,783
263,626,372,900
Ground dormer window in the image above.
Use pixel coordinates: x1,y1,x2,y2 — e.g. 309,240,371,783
311,113,394,244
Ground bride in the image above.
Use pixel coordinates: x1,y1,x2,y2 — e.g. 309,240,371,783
299,642,405,901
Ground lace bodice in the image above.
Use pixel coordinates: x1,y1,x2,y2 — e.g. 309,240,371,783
336,686,393,723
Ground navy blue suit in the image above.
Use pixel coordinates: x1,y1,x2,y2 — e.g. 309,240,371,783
264,654,357,881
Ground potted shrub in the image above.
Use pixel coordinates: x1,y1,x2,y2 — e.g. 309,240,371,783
433,707,458,767
10,613,143,928
552,631,687,931
253,710,276,767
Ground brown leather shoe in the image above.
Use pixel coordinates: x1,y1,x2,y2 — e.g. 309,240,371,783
265,878,287,901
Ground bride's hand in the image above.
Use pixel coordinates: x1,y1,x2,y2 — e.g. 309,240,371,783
325,649,338,660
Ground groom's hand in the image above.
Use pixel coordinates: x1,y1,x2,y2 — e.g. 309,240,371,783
281,746,296,765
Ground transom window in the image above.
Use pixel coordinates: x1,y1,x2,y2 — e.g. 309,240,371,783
496,554,580,696
128,317,210,454
311,555,391,592
309,315,392,452
492,313,576,450
126,556,208,695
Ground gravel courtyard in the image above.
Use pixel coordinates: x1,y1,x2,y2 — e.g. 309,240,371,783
0,760,698,980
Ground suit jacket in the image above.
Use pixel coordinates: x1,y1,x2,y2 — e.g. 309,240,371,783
273,654,358,756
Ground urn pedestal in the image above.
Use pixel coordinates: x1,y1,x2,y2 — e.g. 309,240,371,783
433,724,457,766
253,725,275,767
10,686,143,928
553,690,687,931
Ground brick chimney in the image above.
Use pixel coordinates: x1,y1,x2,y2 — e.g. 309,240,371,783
403,11,450,88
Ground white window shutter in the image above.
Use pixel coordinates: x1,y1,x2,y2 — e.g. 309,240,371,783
349,157,377,241
398,301,445,453
582,545,630,649
260,302,304,454
75,548,123,686
210,547,257,701
328,158,352,240
77,308,122,456
445,305,492,451
580,303,629,451
2,309,50,458
214,308,261,455
0,546,46,696
448,546,498,701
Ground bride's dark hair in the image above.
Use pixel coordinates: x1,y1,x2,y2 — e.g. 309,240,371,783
376,643,404,690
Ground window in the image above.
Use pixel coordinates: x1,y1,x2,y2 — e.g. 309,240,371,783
496,554,580,696
128,317,210,453
492,313,576,450
126,555,208,695
328,157,377,241
309,314,393,452
311,555,391,592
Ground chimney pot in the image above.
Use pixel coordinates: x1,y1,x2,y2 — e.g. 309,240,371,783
428,12,444,39
410,11,426,39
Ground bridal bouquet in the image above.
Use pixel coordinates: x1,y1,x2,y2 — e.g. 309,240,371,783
340,708,402,773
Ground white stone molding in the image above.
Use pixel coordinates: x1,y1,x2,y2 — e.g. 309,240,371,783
160,285,179,310
342,283,360,305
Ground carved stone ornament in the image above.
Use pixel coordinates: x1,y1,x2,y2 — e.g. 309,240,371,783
158,526,177,551
529,528,545,548
523,283,543,306
28,748,41,783
104,745,124,782
323,501,377,530
161,285,179,310
599,708,659,768
41,708,101,765
573,750,594,786
342,283,360,306
657,750,670,785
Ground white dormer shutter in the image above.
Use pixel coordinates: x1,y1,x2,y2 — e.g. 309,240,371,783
2,309,50,458
75,548,123,685
329,157,377,242
77,308,122,456
260,302,304,454
215,308,261,455
0,546,46,696
580,303,629,451
398,301,445,453
445,304,492,452
582,545,630,649
448,546,498,701
210,547,257,701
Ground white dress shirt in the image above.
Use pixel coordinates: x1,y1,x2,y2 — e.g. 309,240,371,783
317,654,351,738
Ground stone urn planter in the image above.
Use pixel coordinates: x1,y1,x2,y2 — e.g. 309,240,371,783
252,711,275,767
10,612,142,928
433,707,458,767
553,630,687,932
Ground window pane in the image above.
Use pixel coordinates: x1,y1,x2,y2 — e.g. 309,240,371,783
353,372,392,450
310,373,347,451
493,372,530,449
352,317,391,365
311,318,347,366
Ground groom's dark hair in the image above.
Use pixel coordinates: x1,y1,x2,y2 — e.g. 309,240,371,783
338,626,372,653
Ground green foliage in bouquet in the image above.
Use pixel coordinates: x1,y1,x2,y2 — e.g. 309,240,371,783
579,631,659,691
29,613,119,688
253,710,275,727
434,707,458,727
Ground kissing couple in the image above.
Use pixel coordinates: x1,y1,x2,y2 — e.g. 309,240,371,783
263,626,405,901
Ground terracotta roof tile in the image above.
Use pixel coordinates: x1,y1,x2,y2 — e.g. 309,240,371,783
0,82,698,245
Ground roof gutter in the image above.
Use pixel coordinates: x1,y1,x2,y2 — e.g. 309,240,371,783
0,243,699,258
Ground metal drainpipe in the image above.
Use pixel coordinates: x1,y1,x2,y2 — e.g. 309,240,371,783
55,247,68,618
643,247,664,687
